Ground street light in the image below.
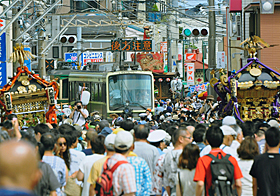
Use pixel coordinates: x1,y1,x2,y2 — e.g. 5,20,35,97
260,0,275,14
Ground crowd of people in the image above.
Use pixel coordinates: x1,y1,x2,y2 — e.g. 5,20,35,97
0,95,280,196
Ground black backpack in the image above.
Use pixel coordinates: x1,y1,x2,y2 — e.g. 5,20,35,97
207,152,235,196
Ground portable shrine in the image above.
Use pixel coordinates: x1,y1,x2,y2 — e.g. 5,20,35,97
211,36,280,122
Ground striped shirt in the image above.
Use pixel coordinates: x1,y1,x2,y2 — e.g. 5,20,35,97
127,156,152,196
107,153,137,195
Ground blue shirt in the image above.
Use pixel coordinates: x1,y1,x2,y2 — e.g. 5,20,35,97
138,120,147,125
0,188,36,196
157,148,165,156
127,156,152,196
82,148,93,156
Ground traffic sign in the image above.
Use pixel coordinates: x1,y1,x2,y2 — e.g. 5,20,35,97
64,52,77,62
64,52,78,68
203,41,208,46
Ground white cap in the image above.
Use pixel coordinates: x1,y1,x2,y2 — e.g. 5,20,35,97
63,118,73,125
220,125,237,136
165,113,171,116
104,134,116,151
222,116,237,126
268,120,280,128
147,129,167,142
139,113,147,118
115,131,133,150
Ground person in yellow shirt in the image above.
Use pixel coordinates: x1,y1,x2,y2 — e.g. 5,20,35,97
88,134,116,196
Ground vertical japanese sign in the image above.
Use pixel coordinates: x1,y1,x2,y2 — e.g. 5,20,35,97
0,32,6,87
160,41,167,52
24,47,31,70
217,51,226,68
106,52,113,62
186,63,195,85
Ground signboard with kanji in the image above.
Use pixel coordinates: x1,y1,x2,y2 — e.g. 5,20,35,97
185,53,196,61
217,51,226,68
111,40,153,52
186,63,195,85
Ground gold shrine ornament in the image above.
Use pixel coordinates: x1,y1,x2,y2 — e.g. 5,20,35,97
21,80,30,86
220,75,228,86
250,67,262,77
210,78,219,88
28,84,37,92
17,86,26,93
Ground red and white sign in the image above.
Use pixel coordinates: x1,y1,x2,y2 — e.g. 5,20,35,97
160,41,167,52
186,63,195,85
185,53,196,61
82,52,103,66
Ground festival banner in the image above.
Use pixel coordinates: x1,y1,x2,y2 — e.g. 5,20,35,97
136,52,164,73
189,82,210,93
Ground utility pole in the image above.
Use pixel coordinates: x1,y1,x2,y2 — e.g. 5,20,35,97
38,6,46,78
77,26,82,67
208,0,216,96
12,7,20,73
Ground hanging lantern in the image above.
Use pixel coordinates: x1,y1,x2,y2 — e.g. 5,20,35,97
158,78,163,82
166,78,170,82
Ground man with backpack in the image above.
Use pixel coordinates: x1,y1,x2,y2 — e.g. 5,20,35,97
193,125,243,196
95,131,136,196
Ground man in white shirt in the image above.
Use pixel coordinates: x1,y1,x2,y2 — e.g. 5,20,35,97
69,101,89,126
77,134,105,196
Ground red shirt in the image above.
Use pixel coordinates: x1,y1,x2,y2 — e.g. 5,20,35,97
193,148,243,196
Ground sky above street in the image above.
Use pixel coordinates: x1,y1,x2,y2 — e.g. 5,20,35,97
180,0,226,8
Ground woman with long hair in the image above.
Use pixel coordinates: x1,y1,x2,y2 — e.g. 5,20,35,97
176,143,200,196
237,136,259,196
55,134,71,171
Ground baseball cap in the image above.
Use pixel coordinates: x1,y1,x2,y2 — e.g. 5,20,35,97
268,120,280,128
147,129,167,142
115,131,133,150
220,125,237,136
222,116,237,126
146,108,152,112
104,134,116,151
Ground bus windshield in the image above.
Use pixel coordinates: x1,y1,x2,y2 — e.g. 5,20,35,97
108,74,153,110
